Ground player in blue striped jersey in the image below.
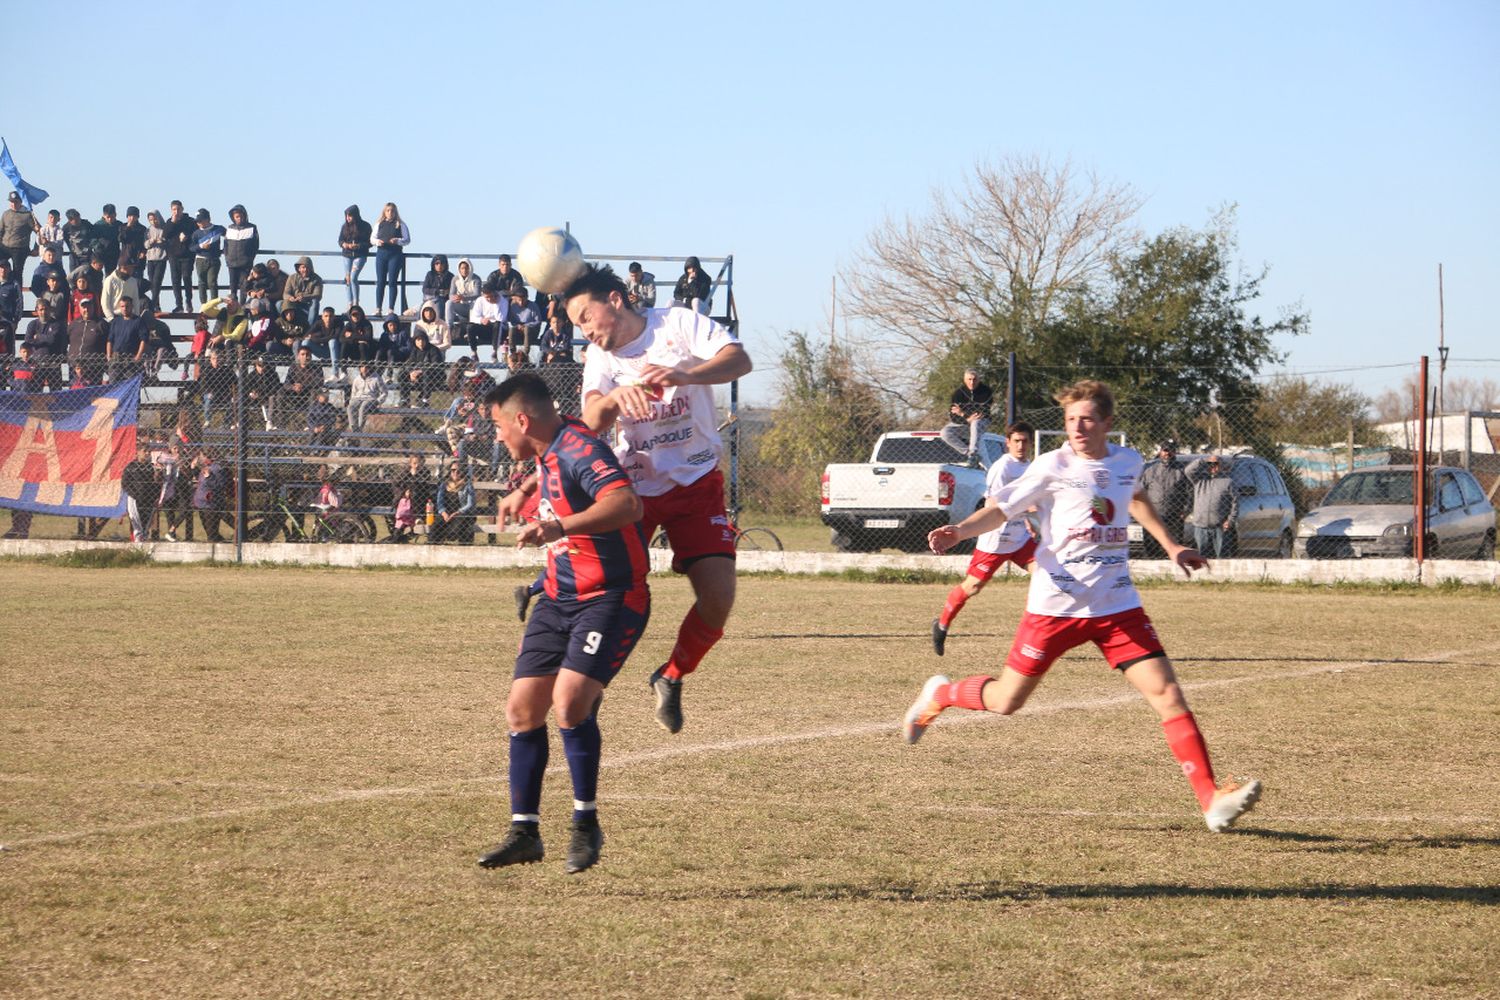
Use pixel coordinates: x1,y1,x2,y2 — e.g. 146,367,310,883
477,373,650,874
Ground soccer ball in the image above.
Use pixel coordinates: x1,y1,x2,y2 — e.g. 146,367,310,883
515,226,586,295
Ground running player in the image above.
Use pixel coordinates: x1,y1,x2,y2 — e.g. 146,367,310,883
478,373,650,873
931,420,1036,656
902,380,1262,832
502,263,751,735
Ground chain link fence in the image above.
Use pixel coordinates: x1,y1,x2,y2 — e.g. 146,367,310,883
5,353,1497,562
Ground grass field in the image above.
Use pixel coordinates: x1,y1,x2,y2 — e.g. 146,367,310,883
2,563,1497,999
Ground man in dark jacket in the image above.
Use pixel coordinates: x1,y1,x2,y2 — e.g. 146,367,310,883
29,246,66,300
0,260,21,328
1139,441,1191,554
307,387,341,450
122,444,160,542
119,207,148,271
401,328,445,406
163,200,197,311
62,209,94,274
671,256,711,313
199,349,238,428
224,204,259,299
485,254,527,301
106,295,148,380
245,355,283,429
67,298,108,384
92,204,123,267
940,368,994,467
282,347,324,426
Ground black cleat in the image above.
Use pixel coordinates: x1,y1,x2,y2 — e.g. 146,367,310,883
478,824,544,868
648,665,684,734
931,619,947,657
514,584,534,622
565,817,604,874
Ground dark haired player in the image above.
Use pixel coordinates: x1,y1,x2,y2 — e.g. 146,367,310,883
931,420,1037,656
903,380,1262,833
502,264,751,735
478,373,650,873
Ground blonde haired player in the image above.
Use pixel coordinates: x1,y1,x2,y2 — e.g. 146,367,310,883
903,380,1262,832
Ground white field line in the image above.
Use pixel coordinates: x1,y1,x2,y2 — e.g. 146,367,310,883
3,646,1491,849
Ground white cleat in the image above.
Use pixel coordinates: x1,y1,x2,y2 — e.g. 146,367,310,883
1204,778,1263,832
901,675,950,745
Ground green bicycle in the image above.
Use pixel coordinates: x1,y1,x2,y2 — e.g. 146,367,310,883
246,497,375,544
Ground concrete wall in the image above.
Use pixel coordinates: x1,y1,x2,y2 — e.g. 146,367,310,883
4,538,1497,586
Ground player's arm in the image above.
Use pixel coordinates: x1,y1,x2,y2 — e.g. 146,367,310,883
928,503,1009,554
639,343,752,388
516,483,643,548
497,472,538,525
1131,491,1208,577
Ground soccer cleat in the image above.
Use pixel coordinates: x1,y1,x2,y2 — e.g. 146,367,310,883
901,674,950,744
648,665,684,734
1203,778,1263,832
565,817,604,874
477,824,545,868
931,619,948,656
514,583,533,622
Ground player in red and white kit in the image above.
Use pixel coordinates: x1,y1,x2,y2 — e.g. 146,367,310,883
903,380,1262,832
499,264,751,735
931,420,1037,657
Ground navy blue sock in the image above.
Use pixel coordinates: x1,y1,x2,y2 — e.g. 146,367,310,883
508,725,549,821
559,716,601,823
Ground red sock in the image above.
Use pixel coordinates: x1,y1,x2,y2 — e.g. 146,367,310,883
661,605,724,681
937,675,993,711
1162,712,1218,810
937,585,969,629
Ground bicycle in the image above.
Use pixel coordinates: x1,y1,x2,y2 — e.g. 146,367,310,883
246,497,375,544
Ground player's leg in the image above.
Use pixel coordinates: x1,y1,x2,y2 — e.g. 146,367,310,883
480,604,566,869
514,570,544,622
1103,612,1261,831
933,550,1002,655
552,589,649,873
648,472,737,733
903,611,1067,743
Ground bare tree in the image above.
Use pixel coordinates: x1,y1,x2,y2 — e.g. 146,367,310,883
1372,373,1500,424
840,155,1142,403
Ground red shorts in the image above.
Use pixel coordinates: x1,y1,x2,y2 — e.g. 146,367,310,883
966,538,1037,580
641,467,736,573
1005,607,1165,677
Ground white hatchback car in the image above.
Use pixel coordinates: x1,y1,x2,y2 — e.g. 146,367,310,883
1295,465,1496,560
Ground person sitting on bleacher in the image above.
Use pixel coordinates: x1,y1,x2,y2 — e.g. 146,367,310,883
448,258,481,351
503,290,540,356
442,379,481,460
245,355,282,430
402,327,444,406
200,295,248,353
307,386,341,450
272,304,306,357
421,255,453,314
431,459,475,545
538,312,573,365
199,349,237,428
388,453,432,540
374,313,412,371
304,307,343,373
345,361,386,433
282,346,324,428
282,256,323,326
339,304,376,368
413,301,449,350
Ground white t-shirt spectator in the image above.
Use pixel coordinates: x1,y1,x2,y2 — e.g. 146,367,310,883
581,306,738,497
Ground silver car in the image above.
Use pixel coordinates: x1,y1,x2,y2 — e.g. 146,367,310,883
1295,465,1496,559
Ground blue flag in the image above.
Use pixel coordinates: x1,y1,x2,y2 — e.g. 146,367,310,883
0,139,48,210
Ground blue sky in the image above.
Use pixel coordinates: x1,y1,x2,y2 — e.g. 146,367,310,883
12,1,1497,406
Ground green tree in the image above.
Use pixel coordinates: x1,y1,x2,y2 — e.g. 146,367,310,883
747,332,895,516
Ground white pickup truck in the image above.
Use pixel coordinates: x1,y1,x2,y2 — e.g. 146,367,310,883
819,430,1007,552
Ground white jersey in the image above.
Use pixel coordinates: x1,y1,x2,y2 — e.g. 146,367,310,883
993,442,1144,618
976,453,1032,554
581,306,738,497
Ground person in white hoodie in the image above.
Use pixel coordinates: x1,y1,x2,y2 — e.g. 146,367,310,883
413,300,450,351
447,257,482,352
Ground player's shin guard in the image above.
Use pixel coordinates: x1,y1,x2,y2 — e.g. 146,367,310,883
939,675,993,711
508,725,549,821
662,605,724,681
559,716,602,823
1162,711,1218,810
937,585,970,629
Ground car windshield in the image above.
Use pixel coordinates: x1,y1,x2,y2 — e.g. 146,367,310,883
1324,471,1415,506
874,438,966,464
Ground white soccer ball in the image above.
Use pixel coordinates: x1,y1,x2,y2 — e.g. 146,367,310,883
515,226,586,295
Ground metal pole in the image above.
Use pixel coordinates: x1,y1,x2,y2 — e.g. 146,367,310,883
1006,352,1017,428
1437,264,1446,457
1415,356,1428,564
234,348,246,564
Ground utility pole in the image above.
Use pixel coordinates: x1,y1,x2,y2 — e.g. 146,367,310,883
1437,263,1447,458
